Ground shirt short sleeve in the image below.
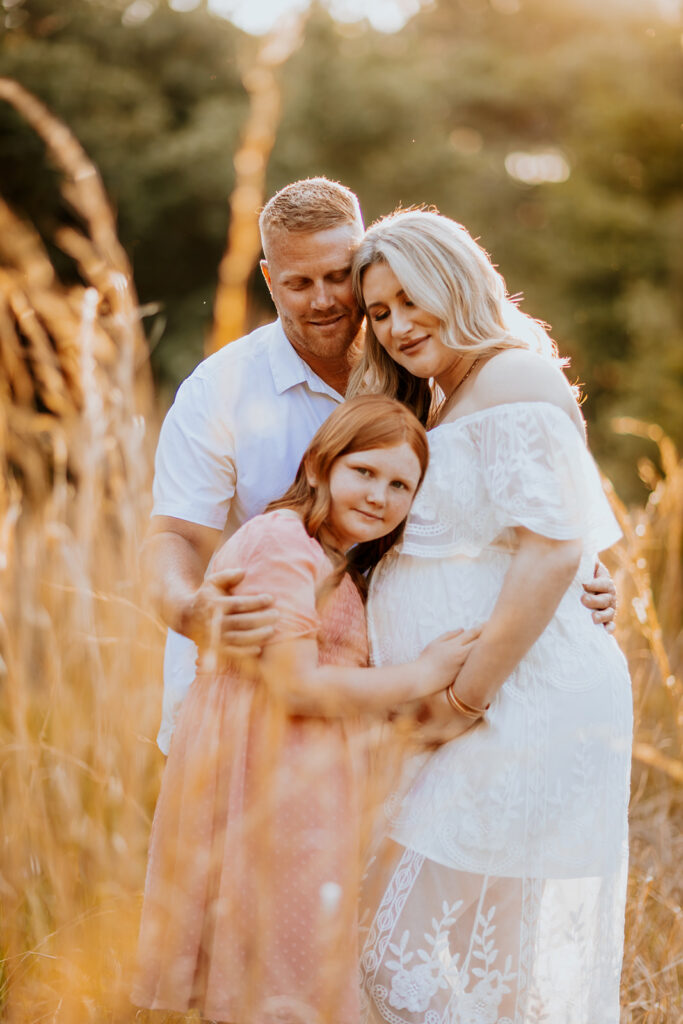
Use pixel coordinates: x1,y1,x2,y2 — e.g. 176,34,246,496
212,511,329,642
152,373,237,529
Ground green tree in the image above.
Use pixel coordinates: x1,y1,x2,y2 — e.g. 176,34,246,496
2,0,680,496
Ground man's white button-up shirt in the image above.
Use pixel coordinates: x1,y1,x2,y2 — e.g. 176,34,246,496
152,319,343,753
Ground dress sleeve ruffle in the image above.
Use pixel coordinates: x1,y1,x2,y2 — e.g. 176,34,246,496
212,511,328,642
400,402,621,560
478,402,621,548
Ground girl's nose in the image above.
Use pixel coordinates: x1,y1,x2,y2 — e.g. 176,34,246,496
366,482,386,507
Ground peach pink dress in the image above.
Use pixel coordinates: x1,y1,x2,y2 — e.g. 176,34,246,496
132,510,368,1023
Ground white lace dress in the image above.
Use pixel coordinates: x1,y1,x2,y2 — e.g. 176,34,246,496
361,402,632,1024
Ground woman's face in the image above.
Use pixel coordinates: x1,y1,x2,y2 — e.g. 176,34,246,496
322,442,422,552
362,261,460,383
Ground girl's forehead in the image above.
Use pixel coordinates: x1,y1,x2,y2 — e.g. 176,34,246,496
338,443,423,475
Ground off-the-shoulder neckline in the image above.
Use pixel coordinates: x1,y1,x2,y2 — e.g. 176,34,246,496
430,400,584,436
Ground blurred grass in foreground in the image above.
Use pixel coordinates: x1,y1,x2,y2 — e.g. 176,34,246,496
2,383,680,1024
0,83,680,1024
605,419,683,1021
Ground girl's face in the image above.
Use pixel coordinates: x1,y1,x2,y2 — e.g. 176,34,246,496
362,261,459,384
321,442,422,552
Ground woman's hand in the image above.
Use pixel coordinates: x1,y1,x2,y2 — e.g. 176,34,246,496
416,626,481,696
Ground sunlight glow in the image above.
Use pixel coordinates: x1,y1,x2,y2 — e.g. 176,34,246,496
505,150,571,185
208,0,424,35
122,0,155,25
169,0,201,11
120,0,683,34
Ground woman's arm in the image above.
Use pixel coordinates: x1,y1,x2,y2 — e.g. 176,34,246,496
415,528,582,743
258,626,481,717
421,352,596,729
453,528,582,709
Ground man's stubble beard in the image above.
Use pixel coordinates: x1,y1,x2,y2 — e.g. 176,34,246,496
280,307,365,363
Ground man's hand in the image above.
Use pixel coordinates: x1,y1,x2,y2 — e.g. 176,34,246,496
182,567,278,657
581,561,617,633
143,517,278,660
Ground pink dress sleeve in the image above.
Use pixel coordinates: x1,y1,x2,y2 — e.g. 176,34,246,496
212,511,329,643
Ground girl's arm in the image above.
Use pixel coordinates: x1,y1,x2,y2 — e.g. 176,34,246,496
258,626,481,717
415,527,582,742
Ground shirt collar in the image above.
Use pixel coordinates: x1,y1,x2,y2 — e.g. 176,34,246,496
268,319,344,402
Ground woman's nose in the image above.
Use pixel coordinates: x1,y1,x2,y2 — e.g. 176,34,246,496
391,308,413,337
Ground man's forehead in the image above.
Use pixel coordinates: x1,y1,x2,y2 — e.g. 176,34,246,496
265,222,364,270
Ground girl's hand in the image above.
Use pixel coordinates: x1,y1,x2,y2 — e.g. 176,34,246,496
413,690,475,748
417,626,481,695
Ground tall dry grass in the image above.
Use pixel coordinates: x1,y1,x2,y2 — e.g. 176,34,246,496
0,82,680,1023
606,420,683,1022
0,79,164,1022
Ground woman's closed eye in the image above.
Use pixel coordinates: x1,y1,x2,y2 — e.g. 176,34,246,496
370,296,414,321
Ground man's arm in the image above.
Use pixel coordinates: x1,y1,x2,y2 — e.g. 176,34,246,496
143,515,278,656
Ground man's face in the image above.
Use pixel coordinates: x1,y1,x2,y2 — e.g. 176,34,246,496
261,222,365,362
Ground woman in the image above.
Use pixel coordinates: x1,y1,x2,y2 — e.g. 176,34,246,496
350,212,632,1024
132,395,481,1024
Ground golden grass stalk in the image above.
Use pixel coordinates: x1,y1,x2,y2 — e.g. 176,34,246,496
208,14,307,354
0,77,152,513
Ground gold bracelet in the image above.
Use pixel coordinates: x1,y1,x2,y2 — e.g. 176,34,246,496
446,684,489,719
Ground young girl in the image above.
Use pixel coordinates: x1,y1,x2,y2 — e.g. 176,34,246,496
132,395,480,1024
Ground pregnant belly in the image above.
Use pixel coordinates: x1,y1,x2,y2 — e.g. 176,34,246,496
368,548,629,696
368,549,508,666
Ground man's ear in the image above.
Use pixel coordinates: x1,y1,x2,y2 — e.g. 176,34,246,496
260,260,272,295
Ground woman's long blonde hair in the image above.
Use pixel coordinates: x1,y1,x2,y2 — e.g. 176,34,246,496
348,209,564,422
266,394,429,594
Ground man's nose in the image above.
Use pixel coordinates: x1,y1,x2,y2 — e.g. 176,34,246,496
310,282,335,310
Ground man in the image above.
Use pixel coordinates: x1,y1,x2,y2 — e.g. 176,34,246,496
145,177,616,753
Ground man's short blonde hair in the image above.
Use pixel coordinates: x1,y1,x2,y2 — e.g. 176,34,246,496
259,177,363,256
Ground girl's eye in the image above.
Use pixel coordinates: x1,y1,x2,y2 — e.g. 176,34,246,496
371,310,389,322
354,466,371,476
390,480,408,490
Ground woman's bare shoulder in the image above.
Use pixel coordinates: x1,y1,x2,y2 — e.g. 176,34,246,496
474,349,584,430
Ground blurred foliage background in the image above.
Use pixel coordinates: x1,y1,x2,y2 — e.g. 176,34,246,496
1,0,681,500
0,3,681,1019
